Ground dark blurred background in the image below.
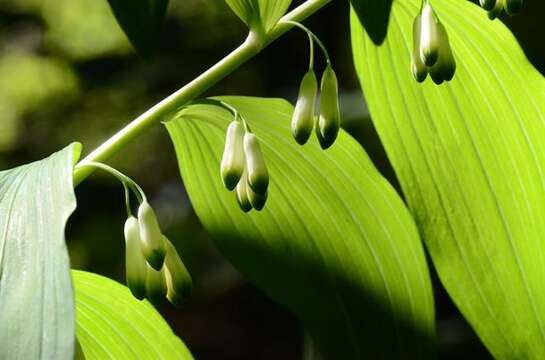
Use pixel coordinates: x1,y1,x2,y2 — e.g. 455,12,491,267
0,0,541,358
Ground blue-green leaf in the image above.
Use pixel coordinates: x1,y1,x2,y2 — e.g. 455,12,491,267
352,0,545,357
73,270,193,360
165,96,435,358
107,0,168,57
0,143,81,359
225,0,292,32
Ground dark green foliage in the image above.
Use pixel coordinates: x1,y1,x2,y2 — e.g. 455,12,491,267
107,0,169,57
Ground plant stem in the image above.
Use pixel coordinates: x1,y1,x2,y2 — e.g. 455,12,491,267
75,161,146,202
73,0,332,186
282,20,331,65
308,33,314,70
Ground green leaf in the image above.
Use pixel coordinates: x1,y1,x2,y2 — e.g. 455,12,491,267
352,1,545,357
106,0,168,57
165,96,435,358
225,0,292,32
349,0,393,45
0,143,81,359
72,270,193,360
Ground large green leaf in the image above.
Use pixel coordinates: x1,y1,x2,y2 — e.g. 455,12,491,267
73,270,193,359
165,96,435,358
349,0,392,45
106,0,168,57
225,0,292,32
352,1,545,357
0,143,81,359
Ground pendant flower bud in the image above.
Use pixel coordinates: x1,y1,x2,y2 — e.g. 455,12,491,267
236,170,252,212
317,64,341,149
488,0,504,19
144,263,167,304
220,120,245,190
505,0,522,15
162,236,192,306
124,216,147,300
479,0,497,11
292,70,318,145
243,132,269,194
247,185,268,211
419,2,440,67
429,23,456,84
138,200,166,270
412,15,428,83
411,8,456,84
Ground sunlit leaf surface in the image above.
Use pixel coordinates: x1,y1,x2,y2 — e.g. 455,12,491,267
73,270,193,360
225,0,292,31
165,96,435,358
352,0,545,357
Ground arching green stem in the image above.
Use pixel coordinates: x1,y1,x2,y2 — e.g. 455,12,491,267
72,0,332,186
75,161,146,207
281,20,331,65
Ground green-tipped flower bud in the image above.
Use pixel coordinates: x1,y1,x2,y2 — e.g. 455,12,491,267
292,70,318,145
488,0,504,19
429,23,456,84
162,236,192,306
247,185,268,211
315,122,328,149
419,2,440,67
124,216,147,300
479,0,497,11
243,132,269,194
505,0,522,15
220,120,245,190
138,200,166,270
317,64,341,149
145,262,167,304
236,170,252,212
412,15,428,83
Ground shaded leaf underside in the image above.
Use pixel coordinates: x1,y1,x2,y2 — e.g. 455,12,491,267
0,143,80,359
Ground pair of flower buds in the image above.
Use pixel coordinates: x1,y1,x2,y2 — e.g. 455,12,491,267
124,200,192,305
411,2,456,85
291,64,341,149
221,122,269,212
479,0,522,19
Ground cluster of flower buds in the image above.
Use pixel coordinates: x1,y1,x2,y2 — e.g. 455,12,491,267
124,200,192,305
291,63,341,149
221,120,269,212
479,0,522,19
411,1,456,85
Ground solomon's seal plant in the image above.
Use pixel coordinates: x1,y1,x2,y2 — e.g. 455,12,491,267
317,63,341,148
243,131,269,195
76,161,192,305
218,101,270,211
411,0,456,84
124,216,148,300
221,119,246,190
479,0,523,17
138,199,167,270
3,0,540,358
284,20,341,148
292,70,318,145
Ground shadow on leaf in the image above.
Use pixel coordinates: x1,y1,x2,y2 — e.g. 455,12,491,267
350,0,393,45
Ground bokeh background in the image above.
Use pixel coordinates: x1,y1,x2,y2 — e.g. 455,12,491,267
0,0,542,358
